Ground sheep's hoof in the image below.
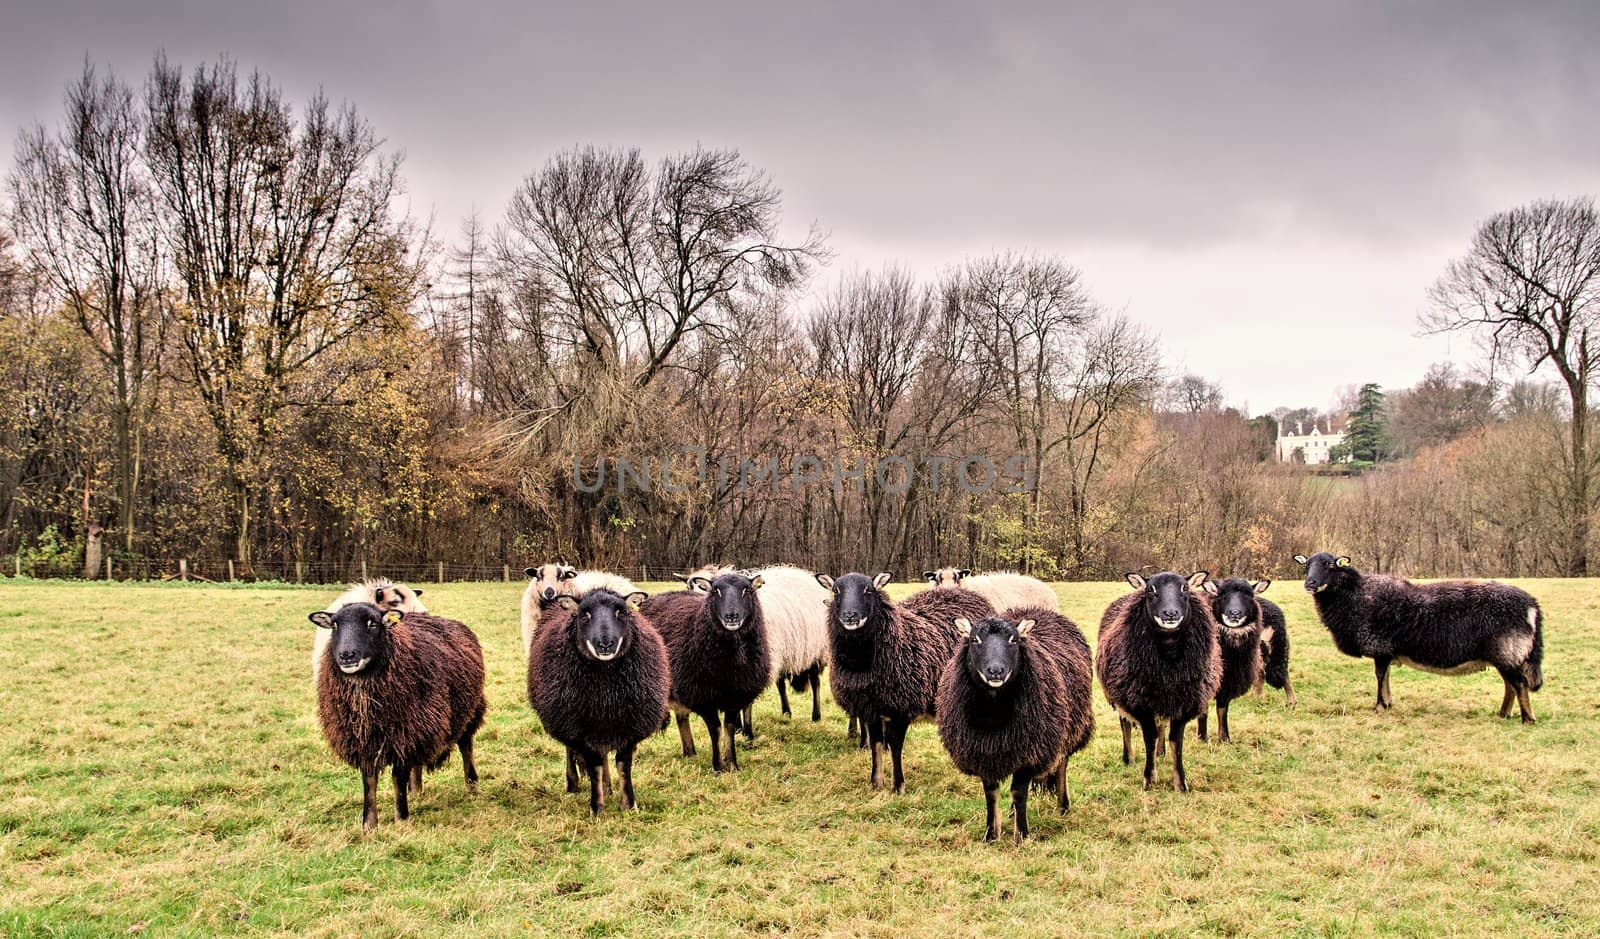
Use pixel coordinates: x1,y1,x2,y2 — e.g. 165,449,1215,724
1173,779,1190,793
1142,777,1154,791
893,783,905,795
1521,715,1536,725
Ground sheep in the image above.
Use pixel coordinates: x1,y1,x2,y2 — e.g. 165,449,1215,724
818,571,994,793
923,567,1059,612
310,603,486,830
528,589,669,816
520,563,642,657
1295,552,1545,722
1198,577,1266,743
1204,577,1297,707
311,578,428,678
936,607,1094,842
639,572,771,772
1096,571,1221,792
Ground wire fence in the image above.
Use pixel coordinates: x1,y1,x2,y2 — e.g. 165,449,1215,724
1,557,720,586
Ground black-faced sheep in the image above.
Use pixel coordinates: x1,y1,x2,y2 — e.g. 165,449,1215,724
1096,571,1221,792
1296,552,1545,722
818,572,994,793
1199,577,1265,743
310,603,486,830
936,607,1094,842
678,564,831,740
521,563,642,657
528,589,669,816
639,572,771,772
923,567,1059,612
311,578,428,677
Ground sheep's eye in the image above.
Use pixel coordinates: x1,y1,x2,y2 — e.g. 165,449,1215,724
366,621,378,629
1008,635,1018,644
970,634,981,644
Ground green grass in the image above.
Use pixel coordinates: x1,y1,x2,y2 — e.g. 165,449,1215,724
0,578,1595,937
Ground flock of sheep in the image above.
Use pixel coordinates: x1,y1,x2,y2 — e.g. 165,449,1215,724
307,553,1547,841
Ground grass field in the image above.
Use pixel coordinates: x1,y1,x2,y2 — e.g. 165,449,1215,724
1,577,1596,937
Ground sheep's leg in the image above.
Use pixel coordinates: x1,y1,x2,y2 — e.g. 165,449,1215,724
1011,771,1034,843
777,678,792,718
675,712,697,757
361,769,380,832
885,715,909,794
982,778,1000,841
600,754,614,797
458,732,478,790
565,747,581,793
1057,759,1071,812
392,764,412,822
1517,684,1536,724
867,715,885,789
724,708,742,770
857,714,869,749
1283,675,1298,708
1197,705,1209,743
1373,656,1393,710
1499,679,1516,719
411,765,424,797
1169,719,1191,792
1252,674,1265,698
616,744,637,810
1139,716,1160,790
1218,702,1231,743
848,713,858,739
810,669,823,722
1156,728,1166,757
580,749,605,817
702,712,724,773
741,704,755,742
1119,717,1132,765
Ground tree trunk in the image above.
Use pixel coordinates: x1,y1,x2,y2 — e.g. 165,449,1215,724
1570,359,1590,577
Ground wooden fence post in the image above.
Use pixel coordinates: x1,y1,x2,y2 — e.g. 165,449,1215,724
179,559,188,582
227,559,235,582
502,564,510,582
296,561,304,583
437,561,444,584
106,555,113,581
361,559,368,582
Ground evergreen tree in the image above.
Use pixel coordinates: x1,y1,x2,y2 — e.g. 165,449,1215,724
1333,383,1389,463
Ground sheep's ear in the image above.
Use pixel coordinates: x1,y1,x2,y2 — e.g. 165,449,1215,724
1016,619,1035,638
1125,573,1146,590
1187,571,1209,589
921,570,937,583
750,574,765,590
523,567,538,578
1335,556,1351,568
309,611,334,628
672,572,689,583
1253,579,1271,594
382,610,403,626
1293,555,1309,565
954,617,972,635
958,569,971,579
1202,580,1220,596
412,588,423,597
625,591,647,607
872,572,893,589
815,573,835,590
555,596,579,611
687,576,712,593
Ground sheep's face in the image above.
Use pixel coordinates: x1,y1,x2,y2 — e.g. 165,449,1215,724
309,603,395,675
560,590,649,663
697,573,763,632
819,572,892,631
1126,571,1208,631
1296,552,1353,594
372,582,423,612
921,567,970,588
957,616,1034,690
678,564,734,591
525,563,579,601
1204,577,1266,629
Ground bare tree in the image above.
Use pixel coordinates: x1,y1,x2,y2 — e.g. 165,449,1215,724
145,56,422,563
1426,197,1600,575
1163,373,1223,414
8,63,163,551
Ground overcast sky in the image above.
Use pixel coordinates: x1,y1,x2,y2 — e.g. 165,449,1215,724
4,1,1598,413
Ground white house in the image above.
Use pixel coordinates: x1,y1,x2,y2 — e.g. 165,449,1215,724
1276,418,1347,464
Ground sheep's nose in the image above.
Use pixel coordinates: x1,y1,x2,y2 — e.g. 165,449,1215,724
1160,608,1181,621
541,587,556,600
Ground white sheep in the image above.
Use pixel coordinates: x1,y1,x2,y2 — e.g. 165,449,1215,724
310,578,428,677
922,567,1058,612
520,563,643,657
